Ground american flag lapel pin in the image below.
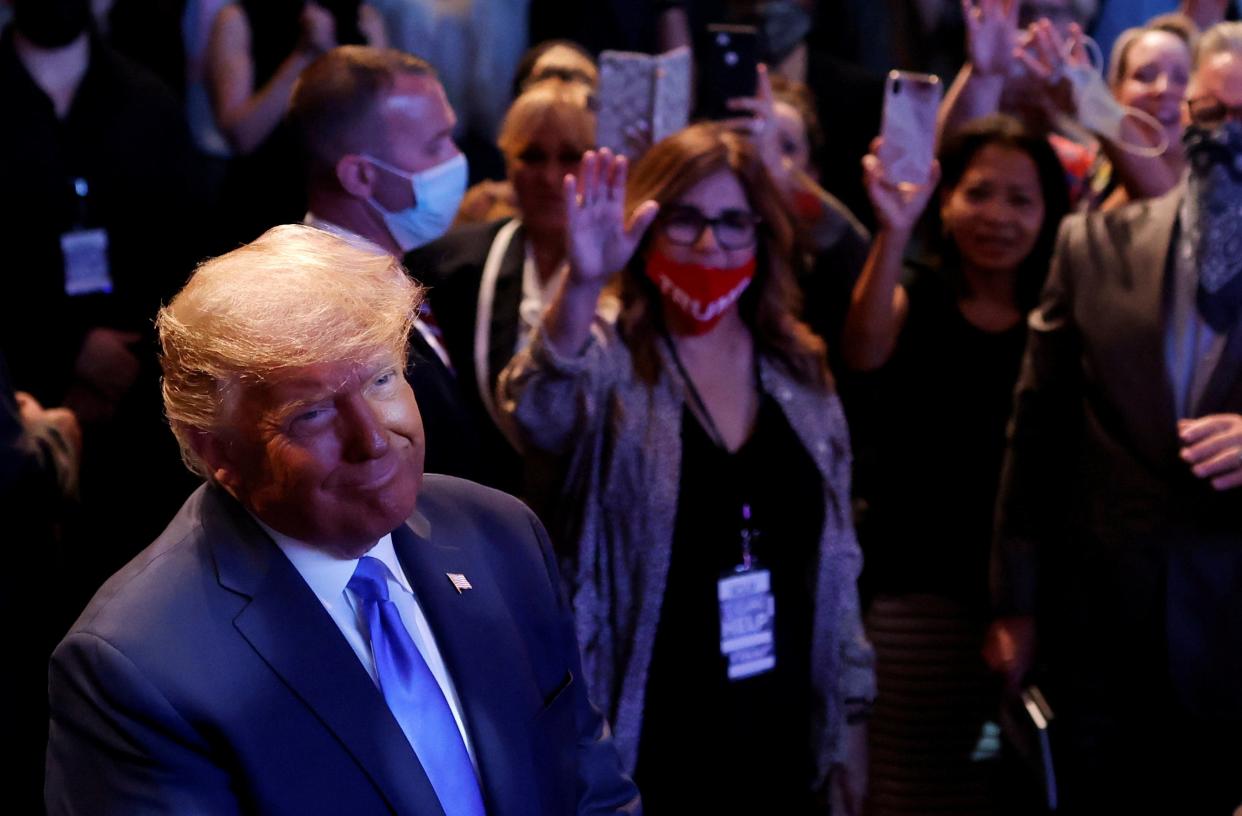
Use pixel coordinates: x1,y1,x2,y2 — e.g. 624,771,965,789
446,573,472,594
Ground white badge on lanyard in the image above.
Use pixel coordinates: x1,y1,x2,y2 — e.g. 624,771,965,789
62,228,112,296
62,177,112,296
718,504,775,681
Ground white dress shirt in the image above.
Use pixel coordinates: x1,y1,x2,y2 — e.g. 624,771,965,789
257,518,479,768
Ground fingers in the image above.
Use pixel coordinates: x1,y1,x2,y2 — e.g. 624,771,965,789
563,172,580,225
861,153,883,187
1191,446,1242,480
625,200,661,244
725,98,763,116
1211,466,1242,491
1179,414,1236,446
1179,414,1242,486
962,0,979,40
755,62,773,104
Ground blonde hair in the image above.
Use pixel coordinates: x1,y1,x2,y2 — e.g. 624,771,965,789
1107,14,1195,89
156,224,423,476
496,78,595,162
1194,20,1242,70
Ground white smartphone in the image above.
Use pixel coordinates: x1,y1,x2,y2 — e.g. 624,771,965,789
877,71,943,187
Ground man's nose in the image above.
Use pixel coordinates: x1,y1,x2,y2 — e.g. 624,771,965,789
342,397,389,461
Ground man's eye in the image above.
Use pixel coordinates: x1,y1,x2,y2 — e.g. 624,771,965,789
291,407,332,429
374,370,396,387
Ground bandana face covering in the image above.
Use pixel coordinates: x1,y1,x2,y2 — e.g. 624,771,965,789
1184,121,1242,330
645,249,757,336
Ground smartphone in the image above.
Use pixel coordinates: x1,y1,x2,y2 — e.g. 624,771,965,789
702,24,759,120
877,71,942,187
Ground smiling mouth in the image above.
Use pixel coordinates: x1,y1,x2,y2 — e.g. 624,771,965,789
349,457,402,491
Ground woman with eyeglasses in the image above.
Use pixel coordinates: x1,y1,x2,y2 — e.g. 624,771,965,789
499,123,874,815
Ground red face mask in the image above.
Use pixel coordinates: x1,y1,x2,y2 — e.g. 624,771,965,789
645,249,757,336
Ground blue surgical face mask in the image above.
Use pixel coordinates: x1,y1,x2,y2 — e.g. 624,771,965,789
364,153,468,252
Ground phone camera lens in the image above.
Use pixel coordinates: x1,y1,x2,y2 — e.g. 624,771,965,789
893,79,903,94
725,51,738,67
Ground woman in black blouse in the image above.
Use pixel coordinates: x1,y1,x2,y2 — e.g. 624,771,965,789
841,114,1070,815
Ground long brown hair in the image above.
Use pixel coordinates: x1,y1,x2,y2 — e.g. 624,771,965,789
619,122,828,388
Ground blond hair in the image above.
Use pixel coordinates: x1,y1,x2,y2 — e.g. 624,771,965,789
497,78,595,162
156,224,423,476
1107,14,1195,89
1194,20,1242,70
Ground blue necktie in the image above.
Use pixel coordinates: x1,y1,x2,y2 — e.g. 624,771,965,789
348,556,486,816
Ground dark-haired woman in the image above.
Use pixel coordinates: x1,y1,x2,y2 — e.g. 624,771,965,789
842,113,1071,815
500,124,873,814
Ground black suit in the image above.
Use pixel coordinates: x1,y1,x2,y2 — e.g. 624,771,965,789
993,188,1242,812
47,476,640,814
406,220,527,496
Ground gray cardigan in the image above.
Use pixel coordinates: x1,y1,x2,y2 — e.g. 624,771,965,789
498,318,875,787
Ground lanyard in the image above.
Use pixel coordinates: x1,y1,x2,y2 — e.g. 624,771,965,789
662,330,729,449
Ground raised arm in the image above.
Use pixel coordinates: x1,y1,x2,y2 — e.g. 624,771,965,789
937,0,1019,145
206,3,335,155
542,150,659,357
840,142,939,372
497,150,658,455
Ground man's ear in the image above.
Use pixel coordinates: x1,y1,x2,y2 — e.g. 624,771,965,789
337,154,377,199
189,428,243,494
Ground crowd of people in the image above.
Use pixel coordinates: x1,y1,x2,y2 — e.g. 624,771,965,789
5,0,1242,814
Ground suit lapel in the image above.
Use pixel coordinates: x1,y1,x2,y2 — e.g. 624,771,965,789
393,508,546,816
1116,188,1182,461
1195,318,1242,414
208,490,445,816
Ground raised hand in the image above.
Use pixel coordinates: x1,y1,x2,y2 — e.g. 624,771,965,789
299,2,337,56
357,4,389,49
963,0,1019,77
564,148,660,287
862,137,940,235
723,64,790,189
1014,19,1091,114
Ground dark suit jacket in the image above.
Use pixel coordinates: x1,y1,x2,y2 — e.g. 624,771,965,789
992,186,1242,720
406,220,527,496
46,476,640,815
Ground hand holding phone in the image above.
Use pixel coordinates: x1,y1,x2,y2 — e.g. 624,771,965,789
876,70,942,187
701,24,759,120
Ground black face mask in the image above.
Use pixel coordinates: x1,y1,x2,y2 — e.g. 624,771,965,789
14,0,92,49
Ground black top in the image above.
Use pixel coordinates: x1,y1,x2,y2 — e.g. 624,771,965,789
0,28,206,403
850,267,1028,610
635,394,824,814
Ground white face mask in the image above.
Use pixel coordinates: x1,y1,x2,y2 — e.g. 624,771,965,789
1047,36,1169,158
364,152,468,252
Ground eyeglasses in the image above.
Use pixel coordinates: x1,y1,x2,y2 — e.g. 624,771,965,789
659,205,761,250
1186,96,1242,128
